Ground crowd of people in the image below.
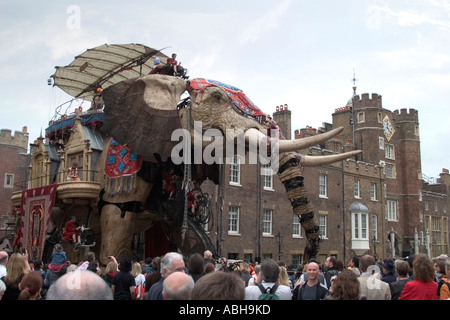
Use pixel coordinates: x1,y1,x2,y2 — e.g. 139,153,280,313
0,245,449,300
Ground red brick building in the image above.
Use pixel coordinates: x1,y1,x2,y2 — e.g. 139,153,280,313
202,89,449,267
0,127,30,245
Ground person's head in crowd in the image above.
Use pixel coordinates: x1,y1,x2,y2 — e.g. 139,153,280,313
191,271,244,300
46,270,113,300
162,271,194,300
18,271,42,300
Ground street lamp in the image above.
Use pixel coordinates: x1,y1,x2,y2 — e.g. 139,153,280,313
390,227,395,258
372,235,379,258
425,229,430,257
276,231,283,260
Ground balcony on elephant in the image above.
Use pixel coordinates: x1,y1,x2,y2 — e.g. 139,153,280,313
11,111,104,207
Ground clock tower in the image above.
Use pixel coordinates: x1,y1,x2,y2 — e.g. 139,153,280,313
331,80,425,260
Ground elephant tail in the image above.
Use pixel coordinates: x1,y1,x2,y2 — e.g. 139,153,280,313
278,152,320,262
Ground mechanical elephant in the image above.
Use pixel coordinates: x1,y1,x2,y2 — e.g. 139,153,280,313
99,74,361,264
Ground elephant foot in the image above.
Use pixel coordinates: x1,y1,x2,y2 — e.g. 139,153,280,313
99,204,158,265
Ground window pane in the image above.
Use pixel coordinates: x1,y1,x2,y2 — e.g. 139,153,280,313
371,183,377,200
293,215,301,236
354,180,360,198
354,213,359,238
319,174,327,197
228,206,239,233
372,214,378,240
5,174,14,187
319,215,327,238
230,157,240,184
263,209,272,234
362,214,367,238
387,200,397,221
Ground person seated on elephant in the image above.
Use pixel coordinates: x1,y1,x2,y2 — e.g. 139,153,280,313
187,183,202,214
187,189,195,214
89,84,104,111
149,57,163,75
167,53,180,76
163,168,179,199
63,216,81,248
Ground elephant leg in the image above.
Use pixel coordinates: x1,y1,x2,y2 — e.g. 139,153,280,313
278,153,320,262
99,204,156,265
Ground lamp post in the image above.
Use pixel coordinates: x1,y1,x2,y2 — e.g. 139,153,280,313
276,231,283,260
414,228,419,254
425,229,430,257
390,227,395,258
372,235,379,258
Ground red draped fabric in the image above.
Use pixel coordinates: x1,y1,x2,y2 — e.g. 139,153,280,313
188,78,266,120
14,184,57,261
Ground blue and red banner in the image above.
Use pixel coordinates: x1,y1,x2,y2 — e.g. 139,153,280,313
105,138,142,195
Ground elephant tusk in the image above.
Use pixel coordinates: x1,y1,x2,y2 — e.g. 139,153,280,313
300,150,362,166
278,126,345,153
245,126,346,154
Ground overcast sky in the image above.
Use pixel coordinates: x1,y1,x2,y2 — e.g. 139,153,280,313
1,1,449,179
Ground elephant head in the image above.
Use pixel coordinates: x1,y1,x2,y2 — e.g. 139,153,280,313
101,74,361,261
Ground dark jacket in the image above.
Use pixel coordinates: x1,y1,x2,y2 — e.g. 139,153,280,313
325,267,339,289
381,272,397,284
146,277,164,300
389,279,411,300
292,280,329,300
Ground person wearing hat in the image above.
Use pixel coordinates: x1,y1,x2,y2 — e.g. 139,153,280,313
149,57,163,75
142,257,153,275
381,258,396,284
438,254,448,261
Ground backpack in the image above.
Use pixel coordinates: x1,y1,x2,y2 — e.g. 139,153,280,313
135,283,144,300
258,283,280,300
437,279,450,298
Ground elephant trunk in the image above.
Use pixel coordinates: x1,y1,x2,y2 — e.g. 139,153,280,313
278,152,320,261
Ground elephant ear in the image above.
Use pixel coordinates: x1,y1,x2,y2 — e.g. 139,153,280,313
101,75,187,162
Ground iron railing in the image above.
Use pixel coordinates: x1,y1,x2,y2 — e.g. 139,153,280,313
14,169,100,190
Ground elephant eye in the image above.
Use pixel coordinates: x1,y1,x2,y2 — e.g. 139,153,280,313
211,92,223,102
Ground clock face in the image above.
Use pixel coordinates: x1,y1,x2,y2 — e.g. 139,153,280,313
383,116,395,141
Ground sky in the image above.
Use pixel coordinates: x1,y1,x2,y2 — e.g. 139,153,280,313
0,0,449,179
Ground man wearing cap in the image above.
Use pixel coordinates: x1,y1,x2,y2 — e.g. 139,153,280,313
381,258,397,284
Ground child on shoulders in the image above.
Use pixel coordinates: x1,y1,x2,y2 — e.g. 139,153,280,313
48,244,67,273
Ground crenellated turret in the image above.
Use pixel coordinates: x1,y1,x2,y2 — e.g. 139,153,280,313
0,127,29,151
352,93,383,110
